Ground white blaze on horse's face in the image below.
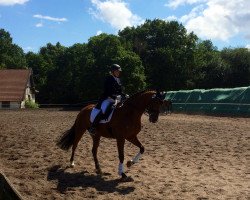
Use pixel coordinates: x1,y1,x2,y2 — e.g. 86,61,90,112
148,94,164,123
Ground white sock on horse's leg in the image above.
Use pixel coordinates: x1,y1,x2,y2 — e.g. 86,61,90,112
132,152,142,163
118,163,124,176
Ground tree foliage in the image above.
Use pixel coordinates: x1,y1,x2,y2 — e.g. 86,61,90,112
0,20,250,104
119,19,198,90
221,48,250,87
192,40,228,89
0,29,26,69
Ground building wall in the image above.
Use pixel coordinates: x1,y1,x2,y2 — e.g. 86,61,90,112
0,78,36,109
0,102,21,109
0,89,35,109
0,87,36,109
10,102,21,109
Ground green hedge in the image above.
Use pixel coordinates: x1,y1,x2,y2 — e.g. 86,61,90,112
25,100,39,109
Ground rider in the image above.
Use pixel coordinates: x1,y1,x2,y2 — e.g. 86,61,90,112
88,64,125,135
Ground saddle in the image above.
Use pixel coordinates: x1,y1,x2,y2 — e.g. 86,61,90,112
90,95,127,124
90,101,115,123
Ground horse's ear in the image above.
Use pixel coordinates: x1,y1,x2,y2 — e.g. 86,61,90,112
154,90,166,100
153,89,160,99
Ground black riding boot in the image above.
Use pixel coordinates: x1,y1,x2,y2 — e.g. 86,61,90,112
88,111,103,135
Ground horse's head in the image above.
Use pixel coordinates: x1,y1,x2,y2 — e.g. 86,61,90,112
147,91,166,123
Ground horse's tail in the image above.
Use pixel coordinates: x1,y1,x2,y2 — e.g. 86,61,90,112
56,122,76,151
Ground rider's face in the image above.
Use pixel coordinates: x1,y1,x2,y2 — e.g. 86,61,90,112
113,70,121,78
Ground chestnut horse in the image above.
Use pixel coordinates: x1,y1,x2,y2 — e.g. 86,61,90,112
56,90,165,178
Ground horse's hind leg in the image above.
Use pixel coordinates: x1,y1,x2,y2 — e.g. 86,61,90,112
70,142,77,167
70,126,87,167
92,135,102,174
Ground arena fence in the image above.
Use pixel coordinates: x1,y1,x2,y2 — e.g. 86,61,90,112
165,86,250,116
0,171,24,200
39,100,98,110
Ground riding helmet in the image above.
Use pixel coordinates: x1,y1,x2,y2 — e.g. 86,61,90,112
111,64,122,72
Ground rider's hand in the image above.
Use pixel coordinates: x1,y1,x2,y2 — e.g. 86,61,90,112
121,93,129,101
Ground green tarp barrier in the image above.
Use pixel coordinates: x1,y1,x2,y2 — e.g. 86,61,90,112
165,86,250,116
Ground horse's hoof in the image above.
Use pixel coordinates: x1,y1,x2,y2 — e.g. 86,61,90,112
96,168,102,175
127,160,134,168
121,173,134,182
70,162,75,168
121,173,127,178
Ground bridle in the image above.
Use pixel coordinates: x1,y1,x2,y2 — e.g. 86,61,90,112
145,95,164,116
120,92,165,116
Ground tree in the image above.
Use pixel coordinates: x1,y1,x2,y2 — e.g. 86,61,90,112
192,40,229,89
26,52,47,86
0,29,26,69
49,43,94,103
27,42,66,103
119,19,198,91
25,34,146,104
85,33,146,98
220,48,250,87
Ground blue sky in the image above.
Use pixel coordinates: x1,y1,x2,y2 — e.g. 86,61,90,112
0,0,249,52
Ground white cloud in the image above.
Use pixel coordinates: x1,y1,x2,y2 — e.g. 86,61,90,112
165,0,206,9
90,0,143,30
246,44,250,49
166,0,250,41
33,14,68,22
164,15,178,21
35,22,43,27
0,0,29,6
96,30,103,35
179,5,204,23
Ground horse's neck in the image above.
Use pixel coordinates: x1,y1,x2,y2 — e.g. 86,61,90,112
123,91,154,114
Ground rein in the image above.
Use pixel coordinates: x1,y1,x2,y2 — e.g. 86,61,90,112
118,90,164,116
122,96,162,116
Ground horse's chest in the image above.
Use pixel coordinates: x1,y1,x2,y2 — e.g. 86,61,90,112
125,125,139,131
123,123,141,135
112,114,142,136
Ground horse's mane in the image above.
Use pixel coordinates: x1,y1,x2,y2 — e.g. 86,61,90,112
130,89,148,98
123,89,156,105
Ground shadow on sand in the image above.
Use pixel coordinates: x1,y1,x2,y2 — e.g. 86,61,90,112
47,165,135,195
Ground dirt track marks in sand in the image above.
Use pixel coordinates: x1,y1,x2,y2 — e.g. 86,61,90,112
0,110,249,199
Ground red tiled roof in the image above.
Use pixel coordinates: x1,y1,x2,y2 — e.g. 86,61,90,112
0,69,31,101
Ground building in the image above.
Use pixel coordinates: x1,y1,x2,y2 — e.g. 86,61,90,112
0,69,36,109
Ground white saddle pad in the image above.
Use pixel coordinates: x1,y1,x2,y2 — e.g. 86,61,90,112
90,108,114,123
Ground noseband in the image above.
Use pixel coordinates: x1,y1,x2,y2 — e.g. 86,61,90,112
144,95,164,116
144,108,159,116
124,100,159,116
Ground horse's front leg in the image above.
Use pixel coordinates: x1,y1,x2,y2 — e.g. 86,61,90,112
92,135,102,174
117,138,127,178
126,136,144,168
